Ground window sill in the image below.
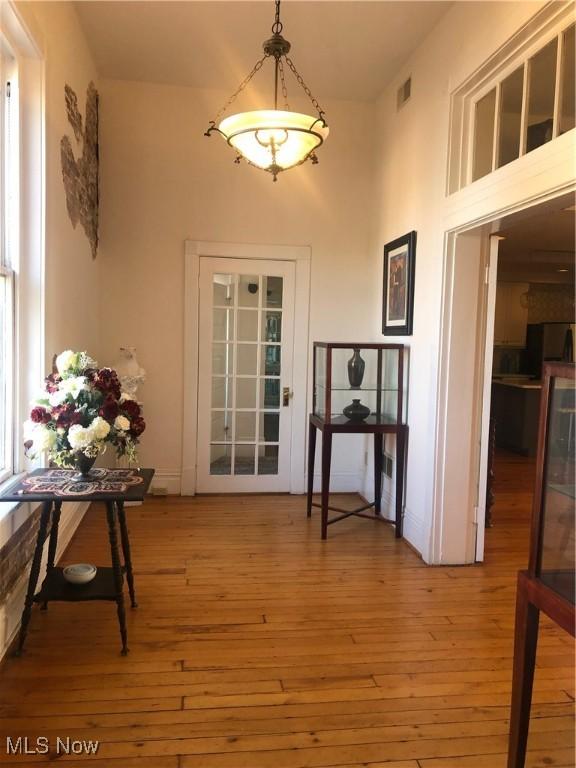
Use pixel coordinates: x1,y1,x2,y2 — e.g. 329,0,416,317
0,472,27,520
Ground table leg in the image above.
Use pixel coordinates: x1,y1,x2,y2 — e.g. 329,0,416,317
507,572,540,768
16,501,52,655
117,501,137,608
307,421,317,518
395,427,406,538
321,430,332,540
106,501,129,655
374,433,383,517
42,501,62,610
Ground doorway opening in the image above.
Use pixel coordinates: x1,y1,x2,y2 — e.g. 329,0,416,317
434,189,575,565
485,198,575,558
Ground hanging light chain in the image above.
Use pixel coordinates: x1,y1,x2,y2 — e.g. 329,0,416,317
278,58,290,110
285,56,326,122
272,0,283,34
206,54,267,131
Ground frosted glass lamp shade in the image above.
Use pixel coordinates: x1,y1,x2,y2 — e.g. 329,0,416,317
218,110,329,177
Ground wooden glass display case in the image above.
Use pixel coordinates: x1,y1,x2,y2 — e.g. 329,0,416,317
312,343,406,425
507,362,575,768
308,343,408,539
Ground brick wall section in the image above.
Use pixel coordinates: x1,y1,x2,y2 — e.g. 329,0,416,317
0,510,42,602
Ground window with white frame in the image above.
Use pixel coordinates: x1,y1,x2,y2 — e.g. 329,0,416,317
448,4,575,194
471,22,575,183
0,40,17,484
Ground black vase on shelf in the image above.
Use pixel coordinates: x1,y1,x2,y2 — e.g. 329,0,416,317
343,399,371,422
347,348,365,389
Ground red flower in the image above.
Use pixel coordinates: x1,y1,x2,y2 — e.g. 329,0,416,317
53,404,83,428
99,396,120,422
30,407,51,424
130,417,146,437
122,399,141,420
93,368,121,399
45,373,62,394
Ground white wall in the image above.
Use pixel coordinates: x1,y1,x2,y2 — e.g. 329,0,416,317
98,80,377,492
368,0,575,560
17,1,100,363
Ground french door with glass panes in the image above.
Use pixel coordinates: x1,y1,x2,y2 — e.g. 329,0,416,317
196,257,295,492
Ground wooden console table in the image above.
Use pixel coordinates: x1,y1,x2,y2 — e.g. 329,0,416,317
307,413,407,540
0,468,154,656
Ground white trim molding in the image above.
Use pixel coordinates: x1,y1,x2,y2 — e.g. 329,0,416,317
182,240,311,496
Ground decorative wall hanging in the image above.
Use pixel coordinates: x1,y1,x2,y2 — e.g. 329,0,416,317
60,82,99,258
205,0,329,181
382,231,417,336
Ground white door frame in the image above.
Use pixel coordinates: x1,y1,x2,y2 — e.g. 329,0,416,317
432,183,575,565
182,240,311,495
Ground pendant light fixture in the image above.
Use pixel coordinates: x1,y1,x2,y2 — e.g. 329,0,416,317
205,0,329,182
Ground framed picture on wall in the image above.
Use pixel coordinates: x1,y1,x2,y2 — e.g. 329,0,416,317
382,231,416,336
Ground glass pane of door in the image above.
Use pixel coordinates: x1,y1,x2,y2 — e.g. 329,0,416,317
209,272,283,477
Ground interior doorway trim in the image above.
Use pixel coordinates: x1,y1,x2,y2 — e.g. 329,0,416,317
182,240,311,495
432,181,575,565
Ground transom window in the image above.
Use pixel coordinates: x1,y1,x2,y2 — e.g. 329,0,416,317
472,22,575,182
448,4,575,194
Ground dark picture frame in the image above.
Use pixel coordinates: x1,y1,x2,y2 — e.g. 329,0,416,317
382,231,416,336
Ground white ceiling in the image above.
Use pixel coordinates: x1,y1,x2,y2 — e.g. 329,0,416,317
74,1,452,102
497,200,576,284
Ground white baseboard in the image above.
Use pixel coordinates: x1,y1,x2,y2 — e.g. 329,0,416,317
373,487,428,561
150,471,182,495
308,471,365,494
0,500,89,661
402,505,429,561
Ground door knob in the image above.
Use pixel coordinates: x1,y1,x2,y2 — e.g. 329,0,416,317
283,387,293,407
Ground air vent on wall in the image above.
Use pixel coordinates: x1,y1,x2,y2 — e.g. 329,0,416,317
397,77,411,110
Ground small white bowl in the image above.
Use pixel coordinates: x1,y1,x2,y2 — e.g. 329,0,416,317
63,563,97,585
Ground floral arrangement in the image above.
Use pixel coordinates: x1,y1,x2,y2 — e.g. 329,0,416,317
24,350,146,467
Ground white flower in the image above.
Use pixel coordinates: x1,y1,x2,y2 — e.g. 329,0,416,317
55,350,77,375
120,392,135,402
60,376,86,400
78,352,97,372
48,389,67,407
90,416,111,440
114,415,130,432
68,424,94,450
25,422,57,457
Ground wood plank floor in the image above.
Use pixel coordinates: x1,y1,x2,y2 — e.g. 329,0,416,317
0,452,573,767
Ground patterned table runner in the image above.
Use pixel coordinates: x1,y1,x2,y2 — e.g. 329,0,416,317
19,469,144,497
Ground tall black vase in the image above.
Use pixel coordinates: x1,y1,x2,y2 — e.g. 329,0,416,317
347,348,365,389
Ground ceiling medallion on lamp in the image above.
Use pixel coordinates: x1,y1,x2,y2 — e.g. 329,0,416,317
204,0,329,182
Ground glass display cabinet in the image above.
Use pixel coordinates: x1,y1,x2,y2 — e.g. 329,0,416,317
308,343,408,539
312,343,407,425
508,362,575,768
